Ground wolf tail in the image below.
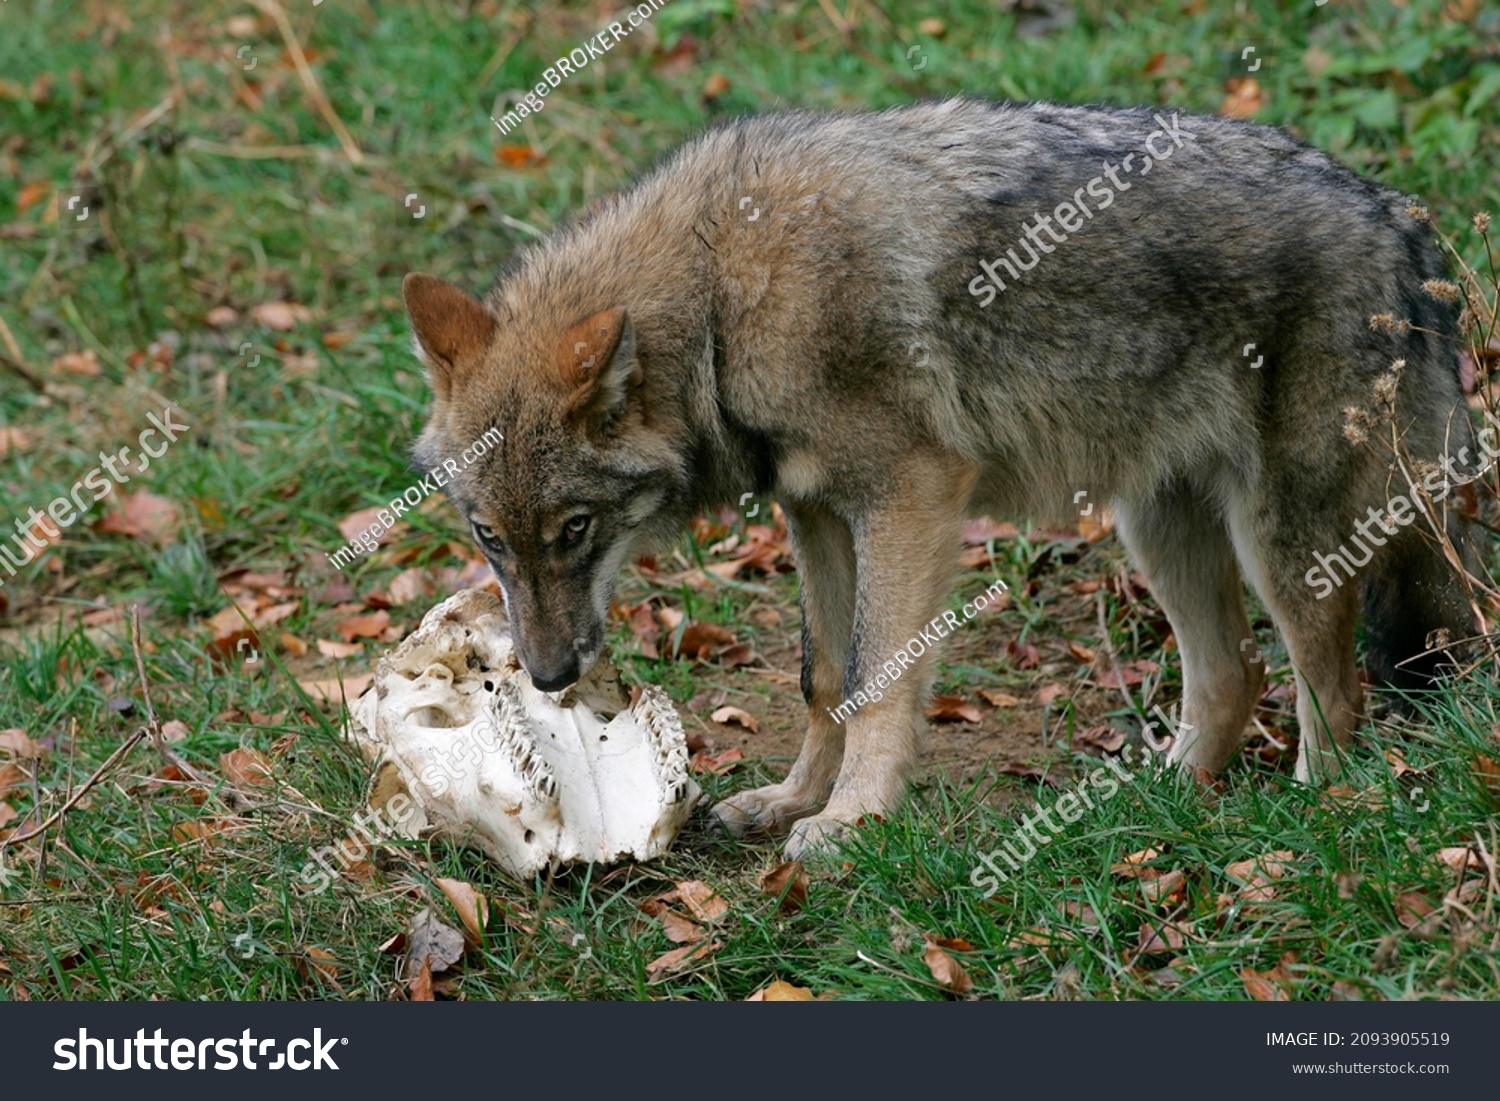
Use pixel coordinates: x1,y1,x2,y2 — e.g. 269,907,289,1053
1359,509,1479,693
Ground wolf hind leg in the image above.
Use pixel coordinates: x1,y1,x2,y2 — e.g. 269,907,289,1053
711,501,854,838
1113,480,1264,775
1226,493,1363,782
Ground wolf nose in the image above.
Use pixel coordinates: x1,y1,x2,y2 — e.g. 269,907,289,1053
529,659,580,694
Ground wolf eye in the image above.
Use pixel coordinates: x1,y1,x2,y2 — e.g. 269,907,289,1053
472,522,502,547
562,515,590,544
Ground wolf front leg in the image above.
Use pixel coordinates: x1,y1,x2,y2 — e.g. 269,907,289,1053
711,500,856,837
784,455,979,859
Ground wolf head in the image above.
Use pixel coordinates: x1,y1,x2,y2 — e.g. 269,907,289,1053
403,272,693,692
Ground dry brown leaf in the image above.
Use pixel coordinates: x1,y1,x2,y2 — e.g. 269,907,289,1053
0,762,26,797
1006,640,1040,669
1435,846,1481,871
1066,642,1096,664
660,909,706,945
387,567,431,606
296,947,341,988
94,491,182,544
1221,76,1267,117
759,860,808,913
406,906,466,983
159,719,190,743
51,349,100,376
317,638,362,658
1111,847,1160,876
337,610,391,642
407,954,434,1001
250,301,313,330
709,705,759,733
977,688,1022,707
677,880,729,924
297,673,375,705
646,939,720,982
220,747,274,787
922,938,973,995
0,729,47,759
747,980,815,1001
1141,868,1186,907
0,427,31,457
1241,969,1289,1001
278,631,310,657
435,878,490,944
1393,890,1437,930
1132,920,1193,958
925,695,983,723
1036,683,1069,706
689,746,745,775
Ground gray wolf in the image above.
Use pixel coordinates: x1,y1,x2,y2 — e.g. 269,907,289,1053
403,98,1475,858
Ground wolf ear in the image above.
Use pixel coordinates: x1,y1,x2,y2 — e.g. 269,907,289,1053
557,307,640,430
402,272,498,400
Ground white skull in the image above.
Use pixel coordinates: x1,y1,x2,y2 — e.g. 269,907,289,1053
348,589,699,878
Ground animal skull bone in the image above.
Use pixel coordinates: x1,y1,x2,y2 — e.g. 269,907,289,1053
348,589,699,878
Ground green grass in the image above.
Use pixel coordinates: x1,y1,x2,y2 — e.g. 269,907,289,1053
1,0,1499,1000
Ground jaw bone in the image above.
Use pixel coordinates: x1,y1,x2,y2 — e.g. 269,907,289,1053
349,589,698,879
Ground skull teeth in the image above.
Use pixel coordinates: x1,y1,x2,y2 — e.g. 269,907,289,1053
497,677,558,805
633,685,692,803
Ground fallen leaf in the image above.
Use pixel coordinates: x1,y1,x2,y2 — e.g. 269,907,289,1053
689,746,745,775
759,861,808,913
646,939,719,982
296,947,341,989
1435,846,1482,871
0,729,47,759
1036,683,1069,706
1393,890,1437,931
1066,642,1096,664
408,955,434,1001
405,906,466,987
220,747,273,787
317,638,362,658
747,980,815,1001
16,180,51,215
387,567,432,606
1077,725,1125,752
1241,969,1290,1001
0,762,26,797
672,621,737,661
701,72,731,99
159,719,190,743
660,909,706,945
710,705,759,733
1141,868,1187,907
1132,920,1193,958
435,878,490,945
1007,640,1040,669
1111,847,1161,877
922,938,973,995
0,427,31,457
250,301,313,330
297,673,375,705
1221,76,1267,118
676,880,729,924
495,143,548,168
337,611,390,642
94,491,182,544
977,688,1022,707
1096,660,1160,689
925,695,983,723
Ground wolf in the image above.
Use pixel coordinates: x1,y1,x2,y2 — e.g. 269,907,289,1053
404,98,1476,858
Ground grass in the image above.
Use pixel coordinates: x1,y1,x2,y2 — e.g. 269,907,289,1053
1,0,1499,1000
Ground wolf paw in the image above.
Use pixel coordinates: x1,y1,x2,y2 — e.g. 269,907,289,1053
709,783,822,839
783,813,855,860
